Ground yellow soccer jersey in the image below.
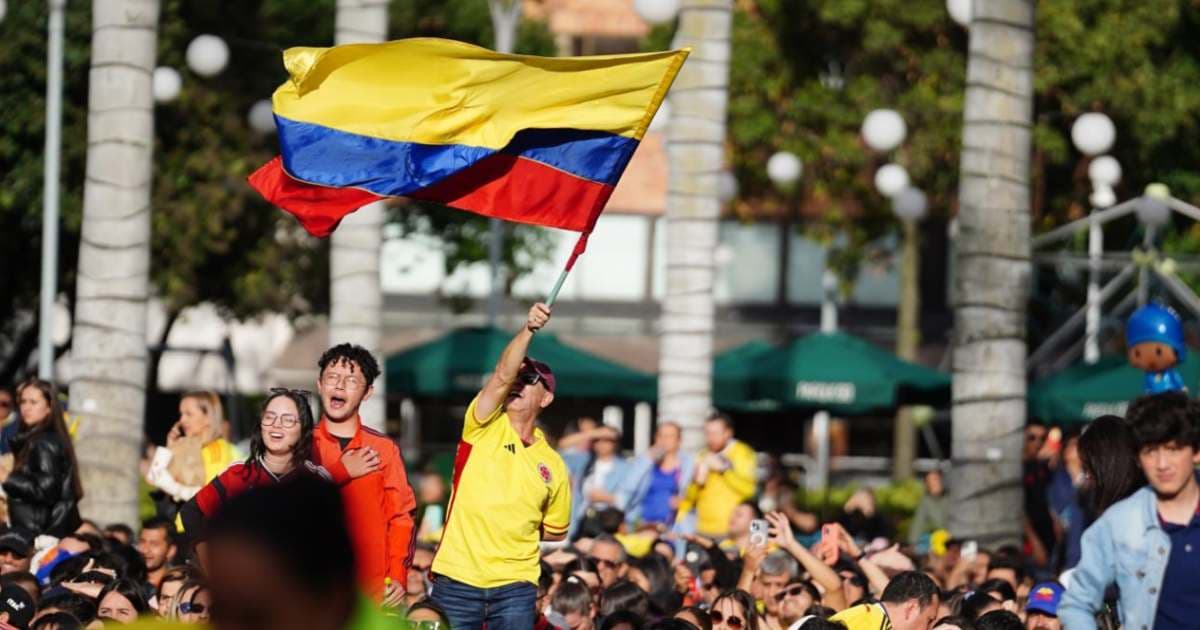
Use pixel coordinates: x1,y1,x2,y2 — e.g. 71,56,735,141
431,396,571,588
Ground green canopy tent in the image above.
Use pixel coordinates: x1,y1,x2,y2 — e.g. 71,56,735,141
751,331,951,414
712,340,777,409
385,327,657,401
1028,355,1200,424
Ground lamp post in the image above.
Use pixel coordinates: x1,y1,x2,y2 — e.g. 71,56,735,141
1071,112,1117,362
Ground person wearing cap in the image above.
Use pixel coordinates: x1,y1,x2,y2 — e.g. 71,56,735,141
0,584,33,630
1024,582,1062,630
430,302,572,630
0,530,31,577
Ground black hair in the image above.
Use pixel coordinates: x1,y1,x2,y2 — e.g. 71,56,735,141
1027,418,1048,428
975,578,1016,603
960,592,1001,621
317,344,380,387
539,560,555,594
104,524,135,542
879,571,939,608
140,517,177,546
649,620,698,630
246,389,315,471
406,600,451,625
934,616,977,630
589,509,626,537
711,590,759,630
97,578,150,616
48,555,92,586
31,612,84,630
600,610,646,630
675,606,712,630
631,554,682,615
738,500,764,520
599,580,650,619
1079,415,1145,516
563,556,600,578
985,555,1025,584
552,578,593,616
37,591,97,625
68,533,104,553
975,610,1023,630
1,571,40,606
705,412,734,431
207,477,355,608
108,544,148,584
797,620,847,630
1126,391,1200,449
804,605,837,619
13,379,84,501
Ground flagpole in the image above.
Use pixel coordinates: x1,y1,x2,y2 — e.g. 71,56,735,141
544,232,591,309
545,269,570,308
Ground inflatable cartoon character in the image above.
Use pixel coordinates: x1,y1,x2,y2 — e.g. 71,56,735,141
1126,303,1187,394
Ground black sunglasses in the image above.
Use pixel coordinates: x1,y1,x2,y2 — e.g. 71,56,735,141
774,585,811,602
516,371,542,387
710,610,743,628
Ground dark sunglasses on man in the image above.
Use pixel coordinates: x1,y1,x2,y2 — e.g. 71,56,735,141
710,609,744,628
773,584,811,602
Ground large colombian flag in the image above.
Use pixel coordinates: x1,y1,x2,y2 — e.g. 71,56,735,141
249,37,689,259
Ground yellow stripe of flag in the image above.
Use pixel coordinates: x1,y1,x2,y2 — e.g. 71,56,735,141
273,38,689,149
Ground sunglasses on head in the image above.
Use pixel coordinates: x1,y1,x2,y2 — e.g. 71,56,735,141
774,585,811,602
710,609,743,628
270,387,312,398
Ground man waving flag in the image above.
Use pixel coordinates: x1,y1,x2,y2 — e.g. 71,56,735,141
249,38,688,259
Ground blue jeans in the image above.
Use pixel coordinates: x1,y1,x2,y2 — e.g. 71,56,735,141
430,574,537,630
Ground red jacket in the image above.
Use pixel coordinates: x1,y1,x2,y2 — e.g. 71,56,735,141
180,460,314,539
314,419,416,599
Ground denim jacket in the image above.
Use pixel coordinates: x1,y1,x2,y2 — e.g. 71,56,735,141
1059,485,1169,630
562,452,632,536
621,451,695,529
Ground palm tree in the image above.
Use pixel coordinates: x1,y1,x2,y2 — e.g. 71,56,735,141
70,0,160,525
330,0,389,431
949,0,1035,546
657,0,732,452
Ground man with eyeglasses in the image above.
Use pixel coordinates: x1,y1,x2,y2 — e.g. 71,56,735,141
431,303,572,630
312,343,416,607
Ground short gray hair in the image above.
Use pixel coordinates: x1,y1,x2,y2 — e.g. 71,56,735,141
760,551,798,578
591,534,628,563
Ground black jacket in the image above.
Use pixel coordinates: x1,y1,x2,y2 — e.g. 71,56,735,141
3,429,81,537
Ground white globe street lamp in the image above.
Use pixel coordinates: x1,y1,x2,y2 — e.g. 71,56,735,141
1071,112,1116,156
152,67,182,103
648,100,671,134
767,151,803,188
633,0,681,25
0,0,7,24
186,34,230,78
1137,183,1172,227
1089,185,1116,209
862,109,907,152
892,187,928,222
946,0,971,27
1087,155,1121,187
874,163,910,198
248,100,276,135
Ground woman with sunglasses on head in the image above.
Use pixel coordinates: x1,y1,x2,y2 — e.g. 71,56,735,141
711,590,759,630
179,388,324,547
1,379,83,537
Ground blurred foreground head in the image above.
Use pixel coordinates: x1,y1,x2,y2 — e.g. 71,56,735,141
206,476,356,630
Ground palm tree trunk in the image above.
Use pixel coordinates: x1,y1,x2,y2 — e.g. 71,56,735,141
657,0,732,452
950,0,1035,546
70,0,160,525
331,0,389,432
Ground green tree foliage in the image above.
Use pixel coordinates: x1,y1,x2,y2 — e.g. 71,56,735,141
0,0,558,380
650,0,1200,303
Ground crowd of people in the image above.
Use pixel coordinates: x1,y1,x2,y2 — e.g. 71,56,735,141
0,302,1192,629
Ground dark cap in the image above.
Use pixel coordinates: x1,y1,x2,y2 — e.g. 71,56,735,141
0,584,33,629
522,357,556,394
0,529,32,558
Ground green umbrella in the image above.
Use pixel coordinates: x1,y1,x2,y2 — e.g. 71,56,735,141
751,331,950,415
1028,355,1200,424
713,340,779,410
386,327,657,401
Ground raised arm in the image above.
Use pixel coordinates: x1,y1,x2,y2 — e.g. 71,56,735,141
472,303,550,423
767,512,846,611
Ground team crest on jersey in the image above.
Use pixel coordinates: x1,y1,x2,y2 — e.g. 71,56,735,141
537,463,552,484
